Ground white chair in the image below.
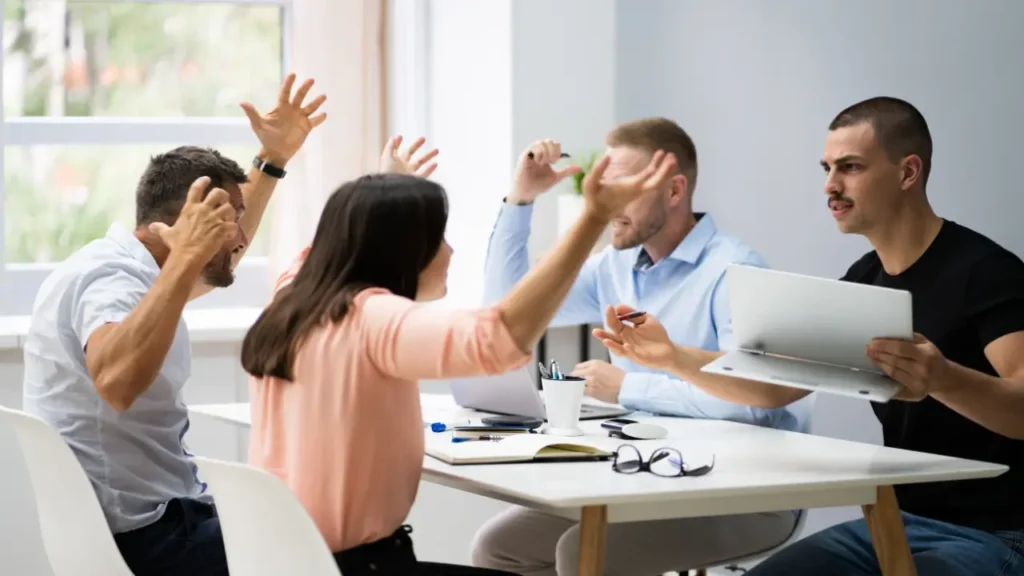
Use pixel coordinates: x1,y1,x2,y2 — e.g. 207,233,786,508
0,405,134,576
686,509,809,575
193,456,342,576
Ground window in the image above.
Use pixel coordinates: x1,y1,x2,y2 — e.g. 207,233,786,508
0,0,289,314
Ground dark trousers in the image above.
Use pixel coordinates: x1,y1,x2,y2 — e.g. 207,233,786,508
113,498,228,576
748,511,1024,576
335,525,519,576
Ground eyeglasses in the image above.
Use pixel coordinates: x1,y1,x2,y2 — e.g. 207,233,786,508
611,444,715,477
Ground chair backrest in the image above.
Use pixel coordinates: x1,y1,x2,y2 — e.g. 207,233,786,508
0,405,134,576
193,456,341,576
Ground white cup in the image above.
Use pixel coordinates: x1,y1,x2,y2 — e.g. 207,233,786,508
541,376,586,436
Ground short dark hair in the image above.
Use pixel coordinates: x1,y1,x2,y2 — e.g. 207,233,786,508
607,117,698,193
241,173,449,381
829,97,933,187
135,146,248,226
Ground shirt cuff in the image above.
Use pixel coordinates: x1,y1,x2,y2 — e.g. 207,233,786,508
617,372,651,410
496,201,534,232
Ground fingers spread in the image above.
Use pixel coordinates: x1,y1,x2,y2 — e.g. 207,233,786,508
278,73,297,104
417,163,438,178
291,78,314,107
403,137,426,161
382,135,401,159
302,94,327,116
411,147,439,168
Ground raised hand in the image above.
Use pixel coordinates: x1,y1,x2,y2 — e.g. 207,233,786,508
593,304,678,371
149,177,238,266
582,151,676,221
380,135,439,178
240,73,327,165
509,139,582,203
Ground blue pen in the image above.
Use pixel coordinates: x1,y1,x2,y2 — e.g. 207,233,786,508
551,360,562,380
428,419,471,432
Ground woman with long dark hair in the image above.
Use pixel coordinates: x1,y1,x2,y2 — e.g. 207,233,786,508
240,137,676,576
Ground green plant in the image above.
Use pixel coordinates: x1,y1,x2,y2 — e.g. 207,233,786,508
570,151,601,195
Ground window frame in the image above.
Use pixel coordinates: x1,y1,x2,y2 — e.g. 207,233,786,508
0,0,293,313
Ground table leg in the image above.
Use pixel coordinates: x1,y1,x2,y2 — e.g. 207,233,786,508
577,505,607,576
861,485,917,576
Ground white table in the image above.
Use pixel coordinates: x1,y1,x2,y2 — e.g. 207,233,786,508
191,394,1007,576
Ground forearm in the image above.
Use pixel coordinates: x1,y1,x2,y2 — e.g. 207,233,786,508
669,346,811,409
233,148,286,266
932,362,1024,440
482,203,531,305
92,255,203,410
498,213,605,351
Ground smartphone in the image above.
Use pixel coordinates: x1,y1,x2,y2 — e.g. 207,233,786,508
600,418,638,431
481,415,544,429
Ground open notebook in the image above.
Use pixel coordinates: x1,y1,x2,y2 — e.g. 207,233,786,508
426,433,616,465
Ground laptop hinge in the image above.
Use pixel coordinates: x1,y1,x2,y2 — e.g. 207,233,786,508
738,347,766,356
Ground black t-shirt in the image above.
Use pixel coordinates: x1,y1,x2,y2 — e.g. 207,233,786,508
841,219,1024,532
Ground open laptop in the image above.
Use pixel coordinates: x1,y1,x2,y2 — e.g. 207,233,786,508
700,264,913,402
448,367,632,420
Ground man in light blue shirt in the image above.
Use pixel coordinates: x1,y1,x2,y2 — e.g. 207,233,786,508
472,118,812,576
22,75,326,576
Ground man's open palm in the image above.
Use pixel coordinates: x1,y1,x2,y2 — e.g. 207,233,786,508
240,73,327,164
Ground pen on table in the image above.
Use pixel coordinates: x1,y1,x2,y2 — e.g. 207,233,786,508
527,151,571,160
616,310,647,322
452,435,506,443
427,420,471,432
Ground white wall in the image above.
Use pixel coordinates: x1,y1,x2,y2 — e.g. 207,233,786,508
614,0,1024,533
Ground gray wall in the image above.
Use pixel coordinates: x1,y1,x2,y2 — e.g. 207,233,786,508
614,0,1024,533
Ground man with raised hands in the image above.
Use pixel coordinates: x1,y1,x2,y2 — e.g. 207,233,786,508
22,73,326,576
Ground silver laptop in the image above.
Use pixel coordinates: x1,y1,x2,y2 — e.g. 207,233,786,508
448,367,632,420
700,264,913,402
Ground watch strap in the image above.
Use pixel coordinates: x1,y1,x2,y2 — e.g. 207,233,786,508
253,156,287,179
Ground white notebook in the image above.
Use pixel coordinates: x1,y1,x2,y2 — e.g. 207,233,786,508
425,433,616,465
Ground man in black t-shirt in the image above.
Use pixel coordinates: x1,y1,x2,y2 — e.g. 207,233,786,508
594,97,1024,575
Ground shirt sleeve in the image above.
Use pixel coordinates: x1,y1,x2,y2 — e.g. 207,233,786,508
482,202,604,327
965,249,1024,348
273,246,311,294
356,291,531,381
71,266,150,350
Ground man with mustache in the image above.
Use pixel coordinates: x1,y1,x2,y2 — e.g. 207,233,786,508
596,97,1024,575
22,74,326,576
472,120,811,575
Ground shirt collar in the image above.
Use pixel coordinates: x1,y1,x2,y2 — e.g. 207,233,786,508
106,222,160,273
634,212,717,269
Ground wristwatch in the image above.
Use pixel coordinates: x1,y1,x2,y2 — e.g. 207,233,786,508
253,156,287,179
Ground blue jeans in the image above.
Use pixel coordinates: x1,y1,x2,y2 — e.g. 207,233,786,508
113,498,228,576
748,512,1024,576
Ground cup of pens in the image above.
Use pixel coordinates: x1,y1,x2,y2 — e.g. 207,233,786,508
539,361,586,437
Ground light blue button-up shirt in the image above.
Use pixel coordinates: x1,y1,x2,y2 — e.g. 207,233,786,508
483,203,812,433
22,223,210,533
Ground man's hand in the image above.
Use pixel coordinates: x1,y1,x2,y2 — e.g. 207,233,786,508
570,360,625,403
508,139,581,204
380,135,439,177
149,177,238,266
867,333,954,401
582,150,676,221
593,304,678,371
240,73,327,165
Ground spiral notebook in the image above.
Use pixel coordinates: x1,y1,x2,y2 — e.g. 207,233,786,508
425,433,615,465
